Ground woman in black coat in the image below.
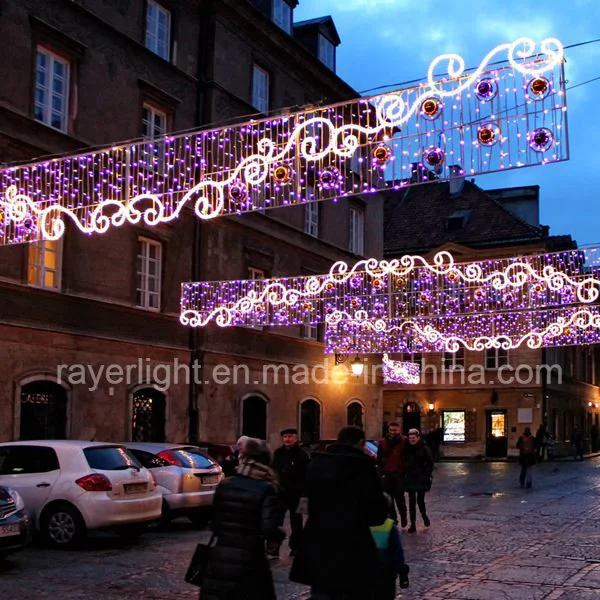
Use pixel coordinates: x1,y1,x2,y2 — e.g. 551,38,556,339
403,428,434,533
199,439,284,600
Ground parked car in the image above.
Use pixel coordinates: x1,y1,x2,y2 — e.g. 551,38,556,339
0,485,32,559
0,441,162,548
196,441,237,476
123,443,224,525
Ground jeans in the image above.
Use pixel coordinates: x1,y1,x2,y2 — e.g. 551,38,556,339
382,474,407,525
407,490,427,525
520,464,533,487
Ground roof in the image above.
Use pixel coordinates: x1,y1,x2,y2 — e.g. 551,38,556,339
383,179,548,256
294,15,341,45
0,440,122,448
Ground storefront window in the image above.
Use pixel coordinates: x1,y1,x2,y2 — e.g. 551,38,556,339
443,410,466,442
491,413,505,437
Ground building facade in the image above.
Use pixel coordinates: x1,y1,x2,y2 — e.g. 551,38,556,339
381,177,600,458
0,0,384,448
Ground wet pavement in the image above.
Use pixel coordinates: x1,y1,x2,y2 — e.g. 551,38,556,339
1,458,600,599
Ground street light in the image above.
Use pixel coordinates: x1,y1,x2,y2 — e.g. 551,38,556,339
428,402,435,413
351,356,364,377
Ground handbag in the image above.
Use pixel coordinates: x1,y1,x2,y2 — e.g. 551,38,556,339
184,533,216,587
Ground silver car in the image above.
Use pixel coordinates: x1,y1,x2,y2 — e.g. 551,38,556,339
123,443,223,526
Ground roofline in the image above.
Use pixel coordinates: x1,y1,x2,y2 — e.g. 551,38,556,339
293,15,341,45
384,237,548,256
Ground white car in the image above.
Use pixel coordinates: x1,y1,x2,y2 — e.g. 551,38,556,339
123,443,224,526
0,440,162,547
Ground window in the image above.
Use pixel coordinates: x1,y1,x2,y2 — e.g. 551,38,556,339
136,238,162,310
128,448,169,469
347,401,364,428
272,0,292,34
300,399,321,444
20,381,67,440
131,388,166,442
318,34,335,70
0,446,59,475
27,240,62,290
485,348,509,369
252,64,270,113
145,0,171,60
84,446,140,470
443,348,465,370
349,206,364,254
242,395,268,440
302,320,318,341
35,47,70,132
305,202,319,237
442,411,466,442
402,353,423,369
142,103,168,168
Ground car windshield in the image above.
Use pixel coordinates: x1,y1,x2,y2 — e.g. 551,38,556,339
129,449,170,469
84,446,141,470
170,447,214,469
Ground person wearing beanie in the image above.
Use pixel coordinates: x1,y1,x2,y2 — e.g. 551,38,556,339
271,428,310,557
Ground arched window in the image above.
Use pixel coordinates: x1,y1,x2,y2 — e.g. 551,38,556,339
300,399,321,444
20,380,67,440
241,395,268,440
347,400,364,429
131,388,166,442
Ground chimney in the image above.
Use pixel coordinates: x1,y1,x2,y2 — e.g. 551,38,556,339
449,165,465,197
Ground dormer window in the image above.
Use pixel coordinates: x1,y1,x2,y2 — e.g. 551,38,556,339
446,209,472,231
318,34,335,70
272,0,292,34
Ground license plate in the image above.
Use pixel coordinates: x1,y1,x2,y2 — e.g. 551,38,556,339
0,524,20,538
123,483,147,494
202,475,220,486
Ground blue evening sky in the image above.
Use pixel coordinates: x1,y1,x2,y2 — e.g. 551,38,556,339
295,0,599,246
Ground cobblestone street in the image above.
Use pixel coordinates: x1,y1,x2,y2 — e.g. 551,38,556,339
2,458,600,599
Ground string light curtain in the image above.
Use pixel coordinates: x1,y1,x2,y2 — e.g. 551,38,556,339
0,37,566,246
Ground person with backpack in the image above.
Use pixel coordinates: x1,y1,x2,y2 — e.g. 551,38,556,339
370,494,410,600
517,427,536,488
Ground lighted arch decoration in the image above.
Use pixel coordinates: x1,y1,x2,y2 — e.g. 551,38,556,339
0,37,566,246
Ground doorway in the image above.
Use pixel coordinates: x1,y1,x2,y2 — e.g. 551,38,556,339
403,402,421,435
486,409,508,458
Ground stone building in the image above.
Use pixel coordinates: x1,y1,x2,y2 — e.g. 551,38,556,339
0,0,384,448
381,176,600,458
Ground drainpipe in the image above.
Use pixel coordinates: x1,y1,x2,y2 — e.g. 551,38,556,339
187,2,215,443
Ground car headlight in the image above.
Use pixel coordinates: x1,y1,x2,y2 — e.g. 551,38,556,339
7,488,25,511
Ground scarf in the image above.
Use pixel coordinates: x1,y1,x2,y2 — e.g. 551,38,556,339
236,458,279,488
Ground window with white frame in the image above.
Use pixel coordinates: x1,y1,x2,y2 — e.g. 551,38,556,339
137,238,162,310
443,348,465,370
145,0,171,60
142,103,168,169
318,34,335,70
27,240,62,290
485,347,509,369
252,64,270,113
349,206,364,254
35,47,70,132
305,202,319,237
302,320,318,341
272,0,292,34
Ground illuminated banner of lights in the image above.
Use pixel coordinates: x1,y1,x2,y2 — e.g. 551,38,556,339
382,353,421,384
180,247,600,329
324,306,600,354
0,38,567,245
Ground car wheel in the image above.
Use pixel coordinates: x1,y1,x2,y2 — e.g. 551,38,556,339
41,504,85,549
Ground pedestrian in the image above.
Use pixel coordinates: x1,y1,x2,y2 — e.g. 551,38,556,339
535,422,548,462
591,423,599,453
199,438,284,600
370,494,410,600
517,427,536,488
377,422,408,528
290,426,388,600
403,428,433,533
271,427,310,558
571,425,584,461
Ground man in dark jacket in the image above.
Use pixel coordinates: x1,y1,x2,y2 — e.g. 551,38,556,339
290,426,388,600
377,422,408,527
272,427,310,557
